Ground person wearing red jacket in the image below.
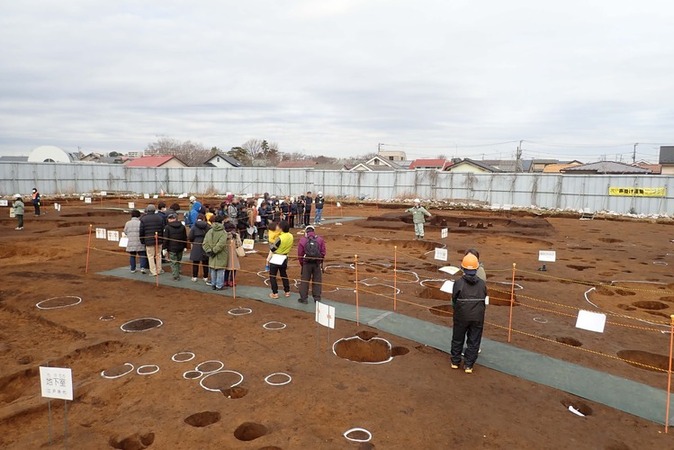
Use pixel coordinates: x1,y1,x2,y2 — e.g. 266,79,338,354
297,225,327,304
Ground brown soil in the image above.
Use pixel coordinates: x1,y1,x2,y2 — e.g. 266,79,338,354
1,200,673,448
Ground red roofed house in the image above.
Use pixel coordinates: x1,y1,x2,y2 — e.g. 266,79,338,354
408,158,452,170
125,155,188,168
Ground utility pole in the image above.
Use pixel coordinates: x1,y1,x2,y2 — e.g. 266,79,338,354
633,143,638,164
377,143,382,154
515,140,523,173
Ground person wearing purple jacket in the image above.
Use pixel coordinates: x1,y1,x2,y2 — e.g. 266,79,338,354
297,225,327,304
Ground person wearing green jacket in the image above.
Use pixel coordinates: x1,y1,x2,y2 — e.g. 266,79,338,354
406,198,431,239
13,194,24,230
202,215,229,290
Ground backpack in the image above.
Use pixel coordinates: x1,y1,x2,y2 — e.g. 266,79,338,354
304,235,321,260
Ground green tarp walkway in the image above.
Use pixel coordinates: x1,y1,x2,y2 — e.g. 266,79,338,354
99,266,674,426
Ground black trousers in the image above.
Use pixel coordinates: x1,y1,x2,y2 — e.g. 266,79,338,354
299,262,322,301
192,259,209,278
450,318,484,367
303,208,311,226
269,258,289,294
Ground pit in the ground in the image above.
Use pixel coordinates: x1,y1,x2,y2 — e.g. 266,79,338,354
632,301,668,310
617,350,674,372
184,411,221,427
222,386,248,399
556,337,582,347
561,398,593,416
234,422,268,441
334,336,395,363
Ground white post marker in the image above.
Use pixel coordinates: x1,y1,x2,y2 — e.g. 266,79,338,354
434,248,448,262
441,228,448,239
128,202,135,209
95,228,107,239
315,301,335,329
575,310,607,333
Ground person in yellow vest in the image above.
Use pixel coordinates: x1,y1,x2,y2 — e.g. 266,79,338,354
268,220,294,299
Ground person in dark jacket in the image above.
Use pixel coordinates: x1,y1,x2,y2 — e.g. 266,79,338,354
164,213,188,280
451,253,488,373
303,191,313,226
314,191,325,224
297,225,327,304
188,214,211,284
139,204,165,276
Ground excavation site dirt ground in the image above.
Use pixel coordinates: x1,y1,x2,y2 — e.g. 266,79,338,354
1,198,674,449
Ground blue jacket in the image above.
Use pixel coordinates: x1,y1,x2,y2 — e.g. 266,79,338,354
187,201,202,227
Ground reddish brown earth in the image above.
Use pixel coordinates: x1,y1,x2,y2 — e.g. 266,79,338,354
1,198,674,449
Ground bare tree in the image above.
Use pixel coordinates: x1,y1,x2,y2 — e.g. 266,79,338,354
241,139,264,160
145,137,211,166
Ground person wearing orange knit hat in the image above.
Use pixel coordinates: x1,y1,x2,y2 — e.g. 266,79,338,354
450,253,488,373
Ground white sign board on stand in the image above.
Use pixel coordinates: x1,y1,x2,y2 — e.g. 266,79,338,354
440,280,454,294
95,228,107,239
440,228,448,239
84,197,92,204
39,366,73,401
538,250,557,262
0,199,7,207
315,301,335,329
107,230,119,242
434,248,448,261
128,202,135,209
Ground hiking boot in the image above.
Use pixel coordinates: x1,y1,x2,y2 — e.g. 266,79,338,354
269,293,279,299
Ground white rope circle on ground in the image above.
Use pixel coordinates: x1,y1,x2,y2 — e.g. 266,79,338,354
653,261,668,266
263,321,287,330
332,336,394,365
533,317,548,324
100,363,134,379
136,365,160,375
343,427,372,443
264,372,292,386
36,296,82,310
199,370,244,392
195,360,224,374
228,307,252,316
172,351,196,362
119,317,164,332
183,370,203,380
99,315,115,321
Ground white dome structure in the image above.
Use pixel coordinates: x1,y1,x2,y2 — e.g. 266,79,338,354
28,145,78,163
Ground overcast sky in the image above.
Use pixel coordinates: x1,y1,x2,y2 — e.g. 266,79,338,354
1,1,672,162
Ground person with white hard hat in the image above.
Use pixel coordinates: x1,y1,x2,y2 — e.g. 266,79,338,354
185,195,202,228
13,194,25,230
314,191,325,225
405,198,431,239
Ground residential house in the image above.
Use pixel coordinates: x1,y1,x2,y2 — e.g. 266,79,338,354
125,155,188,168
203,152,242,168
408,158,452,170
442,158,501,173
349,155,404,171
0,155,29,162
658,146,674,175
560,161,651,175
542,161,583,173
377,149,406,162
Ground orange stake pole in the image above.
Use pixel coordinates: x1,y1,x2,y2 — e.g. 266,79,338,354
355,254,360,326
230,238,236,300
393,246,398,312
85,224,93,274
666,314,674,433
507,263,516,343
155,232,159,287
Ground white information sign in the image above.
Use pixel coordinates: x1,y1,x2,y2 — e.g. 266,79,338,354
441,228,448,239
440,280,454,294
79,195,84,201
575,310,607,333
434,248,448,262
242,239,255,250
107,230,120,242
0,199,7,206
152,195,158,199
315,301,335,329
100,191,107,196
128,202,135,209
336,202,341,207
143,193,150,199
39,366,73,400
84,197,92,204
439,266,460,275
95,228,107,239
538,250,557,262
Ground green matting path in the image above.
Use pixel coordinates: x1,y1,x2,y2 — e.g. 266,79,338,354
100,265,674,426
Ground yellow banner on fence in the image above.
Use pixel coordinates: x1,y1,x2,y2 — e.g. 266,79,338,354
608,187,666,197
